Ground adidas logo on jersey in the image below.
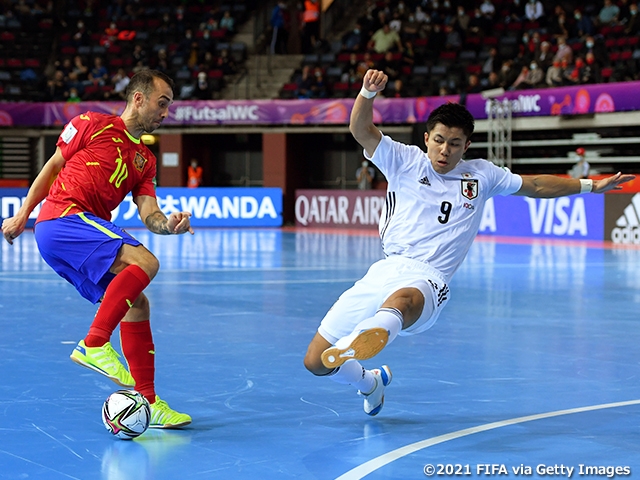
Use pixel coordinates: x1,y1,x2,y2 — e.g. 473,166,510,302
611,193,640,244
419,176,431,186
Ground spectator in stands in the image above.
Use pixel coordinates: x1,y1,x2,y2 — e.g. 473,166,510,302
454,6,470,33
46,70,67,101
598,0,620,26
379,51,400,82
505,0,525,22
548,5,569,39
88,57,109,86
106,0,125,22
444,24,462,51
582,52,602,83
564,57,585,85
401,14,420,41
498,59,519,88
486,71,501,89
389,11,402,33
67,87,81,103
193,71,213,100
187,159,203,188
510,65,530,89
482,47,501,75
573,9,595,39
342,22,365,52
271,1,290,55
479,0,496,21
132,44,148,68
302,0,321,53
414,5,429,24
534,41,553,71
219,10,235,33
104,67,130,101
355,160,375,190
571,148,590,179
71,55,89,84
553,36,573,64
296,65,315,98
524,0,544,23
401,40,416,70
580,35,608,66
72,19,90,48
464,73,483,94
152,49,170,74
624,3,640,34
368,23,403,54
468,8,492,36
198,51,216,72
216,49,238,76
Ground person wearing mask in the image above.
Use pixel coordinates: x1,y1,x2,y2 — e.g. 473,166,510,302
187,158,203,188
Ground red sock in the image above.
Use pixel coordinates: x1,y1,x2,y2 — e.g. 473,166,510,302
120,320,156,403
84,264,150,347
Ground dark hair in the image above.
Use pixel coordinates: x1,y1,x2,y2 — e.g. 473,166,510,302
124,69,174,103
426,102,475,140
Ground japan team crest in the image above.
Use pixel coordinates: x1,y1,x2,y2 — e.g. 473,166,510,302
461,179,478,200
133,152,147,172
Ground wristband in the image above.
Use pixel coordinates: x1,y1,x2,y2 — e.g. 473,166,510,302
359,86,377,99
579,178,593,194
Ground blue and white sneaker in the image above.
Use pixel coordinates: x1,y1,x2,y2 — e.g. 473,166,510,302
321,327,389,369
360,365,392,416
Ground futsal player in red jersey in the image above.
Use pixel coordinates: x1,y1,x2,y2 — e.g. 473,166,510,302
1,70,193,428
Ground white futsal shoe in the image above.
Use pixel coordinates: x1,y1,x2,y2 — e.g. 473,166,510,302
321,327,389,369
359,365,392,416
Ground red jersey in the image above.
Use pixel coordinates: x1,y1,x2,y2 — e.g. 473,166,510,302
37,112,157,223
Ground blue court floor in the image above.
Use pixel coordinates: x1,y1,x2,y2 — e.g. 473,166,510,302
1,228,639,479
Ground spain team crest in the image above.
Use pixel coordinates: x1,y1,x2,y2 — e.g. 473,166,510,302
461,179,478,200
133,152,147,172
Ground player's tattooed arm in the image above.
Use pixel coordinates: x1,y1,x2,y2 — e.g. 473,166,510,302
144,210,172,235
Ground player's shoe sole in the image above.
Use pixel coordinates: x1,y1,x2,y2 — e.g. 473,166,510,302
321,327,389,369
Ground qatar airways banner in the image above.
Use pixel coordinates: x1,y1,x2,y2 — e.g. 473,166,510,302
0,81,638,127
295,189,605,240
0,187,282,228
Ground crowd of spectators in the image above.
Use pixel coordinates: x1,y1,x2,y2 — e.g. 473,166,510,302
283,0,640,99
0,0,252,102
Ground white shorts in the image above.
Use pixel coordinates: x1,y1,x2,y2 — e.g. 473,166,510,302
318,255,450,343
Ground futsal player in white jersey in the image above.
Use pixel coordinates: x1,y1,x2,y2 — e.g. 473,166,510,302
303,69,634,416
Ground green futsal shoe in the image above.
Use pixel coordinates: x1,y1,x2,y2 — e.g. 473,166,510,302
70,340,135,388
149,396,192,428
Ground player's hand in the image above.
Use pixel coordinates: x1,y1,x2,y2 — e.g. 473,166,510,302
592,172,635,193
1,216,26,245
363,69,388,93
167,211,194,235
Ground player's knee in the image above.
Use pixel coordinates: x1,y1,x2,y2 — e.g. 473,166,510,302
132,293,150,316
303,353,329,376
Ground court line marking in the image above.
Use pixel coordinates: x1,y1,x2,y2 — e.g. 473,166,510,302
335,398,640,480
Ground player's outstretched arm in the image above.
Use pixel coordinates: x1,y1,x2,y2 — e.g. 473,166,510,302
349,69,387,158
514,172,635,198
134,195,194,235
1,147,66,245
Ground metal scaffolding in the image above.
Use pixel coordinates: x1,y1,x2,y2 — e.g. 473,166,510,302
487,99,513,170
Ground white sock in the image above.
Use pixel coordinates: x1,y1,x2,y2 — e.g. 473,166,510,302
328,360,376,393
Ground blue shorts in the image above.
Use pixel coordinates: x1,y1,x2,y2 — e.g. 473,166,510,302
34,213,141,304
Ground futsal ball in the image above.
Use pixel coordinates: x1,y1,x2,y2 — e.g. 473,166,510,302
102,390,151,440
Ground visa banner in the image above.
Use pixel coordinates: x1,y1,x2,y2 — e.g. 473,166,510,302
295,189,605,240
1,187,283,228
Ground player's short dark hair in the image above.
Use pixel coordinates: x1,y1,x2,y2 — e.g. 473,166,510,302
426,102,475,140
125,69,174,103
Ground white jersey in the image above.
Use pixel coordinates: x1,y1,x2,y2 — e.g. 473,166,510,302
366,134,523,281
